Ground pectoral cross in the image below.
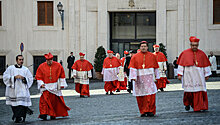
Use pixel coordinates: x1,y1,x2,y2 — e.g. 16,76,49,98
195,61,198,66
110,64,112,67
49,67,52,80
80,68,82,71
194,52,198,66
142,54,145,69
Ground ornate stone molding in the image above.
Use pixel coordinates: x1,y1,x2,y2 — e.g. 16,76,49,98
129,0,135,7
0,49,11,55
28,49,62,56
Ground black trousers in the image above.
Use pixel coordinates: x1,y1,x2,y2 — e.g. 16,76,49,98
68,68,73,79
211,71,217,77
128,80,133,91
11,106,27,120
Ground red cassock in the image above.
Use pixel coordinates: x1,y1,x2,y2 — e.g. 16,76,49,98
129,52,159,115
36,61,70,117
72,60,93,97
103,57,121,92
117,57,127,90
153,52,170,89
177,48,211,111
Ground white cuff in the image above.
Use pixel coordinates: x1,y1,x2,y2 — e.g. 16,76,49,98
37,80,44,90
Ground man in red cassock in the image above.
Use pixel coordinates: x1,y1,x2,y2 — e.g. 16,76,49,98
102,50,121,95
153,44,170,91
36,52,70,120
177,36,211,112
129,41,160,117
116,51,129,92
72,52,93,98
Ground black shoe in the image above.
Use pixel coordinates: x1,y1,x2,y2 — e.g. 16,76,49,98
50,116,56,120
39,114,47,120
185,105,190,111
116,89,120,92
80,95,85,98
15,117,23,123
127,89,131,93
106,92,108,95
146,112,154,117
110,92,114,95
140,114,146,117
160,88,164,92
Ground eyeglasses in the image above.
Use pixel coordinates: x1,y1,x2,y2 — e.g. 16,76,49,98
190,44,199,47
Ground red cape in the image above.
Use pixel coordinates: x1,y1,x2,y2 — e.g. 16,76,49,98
71,59,93,71
153,52,167,62
121,57,126,66
35,61,65,83
103,57,121,68
129,52,159,69
177,48,211,67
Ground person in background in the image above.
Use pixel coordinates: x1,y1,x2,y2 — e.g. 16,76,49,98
209,51,217,77
72,52,93,98
173,57,178,78
153,44,170,91
102,50,121,95
124,50,136,93
67,52,75,79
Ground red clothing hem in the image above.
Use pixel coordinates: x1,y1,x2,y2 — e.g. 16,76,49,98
39,91,70,117
136,94,156,115
104,80,118,92
75,83,90,97
183,91,208,111
156,77,169,89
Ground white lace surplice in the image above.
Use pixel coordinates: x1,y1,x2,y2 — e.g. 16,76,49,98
102,68,118,81
177,65,211,92
129,68,159,96
3,65,33,106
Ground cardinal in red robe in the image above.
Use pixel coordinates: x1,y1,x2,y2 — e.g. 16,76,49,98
72,52,93,98
153,44,170,91
102,50,121,95
129,41,159,117
177,36,211,112
36,52,70,120
116,51,129,92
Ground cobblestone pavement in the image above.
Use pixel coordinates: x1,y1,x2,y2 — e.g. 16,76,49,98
0,78,220,125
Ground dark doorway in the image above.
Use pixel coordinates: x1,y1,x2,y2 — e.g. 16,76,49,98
0,56,6,75
33,56,57,75
110,12,156,56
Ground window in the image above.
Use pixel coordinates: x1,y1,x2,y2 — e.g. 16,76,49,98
33,56,57,75
0,1,2,26
0,56,6,75
213,0,220,24
38,1,53,26
110,12,156,56
215,56,220,70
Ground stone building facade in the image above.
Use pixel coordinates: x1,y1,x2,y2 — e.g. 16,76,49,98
0,0,220,76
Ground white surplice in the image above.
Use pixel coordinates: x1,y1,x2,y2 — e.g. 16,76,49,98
129,68,160,96
101,67,118,81
177,65,211,92
72,70,92,84
3,65,33,106
209,56,217,71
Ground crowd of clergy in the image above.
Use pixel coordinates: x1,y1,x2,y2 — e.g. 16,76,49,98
3,36,212,123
